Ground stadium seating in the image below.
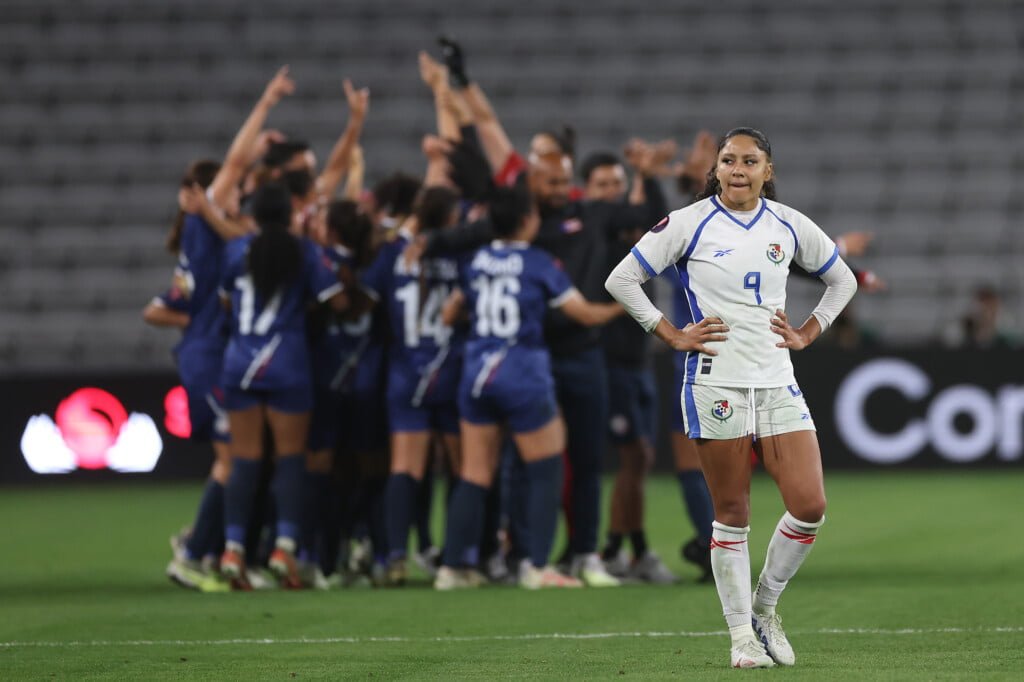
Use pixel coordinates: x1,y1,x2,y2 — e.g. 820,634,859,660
1,0,1019,371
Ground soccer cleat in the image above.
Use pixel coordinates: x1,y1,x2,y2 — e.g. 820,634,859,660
219,548,252,591
412,546,441,578
386,557,408,586
752,611,795,666
434,566,486,591
602,549,631,578
730,636,776,669
681,537,714,582
166,557,206,590
519,562,583,590
169,526,192,562
484,552,510,583
269,548,304,590
573,553,621,587
628,552,679,585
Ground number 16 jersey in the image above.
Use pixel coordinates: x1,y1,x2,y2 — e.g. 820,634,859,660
630,196,839,389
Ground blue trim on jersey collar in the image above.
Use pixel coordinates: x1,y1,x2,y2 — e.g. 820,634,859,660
630,246,659,278
811,245,840,278
764,205,799,256
711,196,767,230
680,208,721,262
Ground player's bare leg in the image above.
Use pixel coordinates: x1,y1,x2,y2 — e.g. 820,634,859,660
696,436,773,668
749,431,827,665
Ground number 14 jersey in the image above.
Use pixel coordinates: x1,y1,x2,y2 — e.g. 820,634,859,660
630,196,840,388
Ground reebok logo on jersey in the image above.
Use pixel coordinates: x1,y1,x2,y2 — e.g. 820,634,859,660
711,400,733,422
713,249,734,257
767,243,785,264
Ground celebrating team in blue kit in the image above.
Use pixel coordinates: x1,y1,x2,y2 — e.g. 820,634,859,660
145,42,864,602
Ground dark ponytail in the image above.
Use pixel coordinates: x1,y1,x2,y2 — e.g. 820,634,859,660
247,183,301,300
166,159,221,254
693,127,777,204
326,199,375,268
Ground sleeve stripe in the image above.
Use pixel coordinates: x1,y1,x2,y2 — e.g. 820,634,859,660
549,287,580,309
630,247,659,278
811,245,840,278
317,282,343,303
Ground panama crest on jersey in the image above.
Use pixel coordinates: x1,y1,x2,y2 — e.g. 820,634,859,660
766,243,785,265
711,399,734,422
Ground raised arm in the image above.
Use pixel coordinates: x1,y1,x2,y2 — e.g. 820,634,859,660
209,66,295,210
438,37,515,175
317,79,370,201
419,51,463,142
342,144,365,202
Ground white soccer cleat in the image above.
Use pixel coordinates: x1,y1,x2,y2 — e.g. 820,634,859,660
433,566,484,591
730,636,776,669
752,611,795,666
413,546,441,578
519,562,583,590
573,553,621,587
628,552,679,585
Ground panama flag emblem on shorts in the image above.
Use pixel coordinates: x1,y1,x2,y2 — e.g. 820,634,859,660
711,399,734,422
767,243,785,264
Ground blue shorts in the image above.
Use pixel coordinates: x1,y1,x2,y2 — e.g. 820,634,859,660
607,365,657,444
387,351,460,435
223,384,313,414
459,347,558,434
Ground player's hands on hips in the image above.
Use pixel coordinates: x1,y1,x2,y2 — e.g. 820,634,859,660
667,317,728,355
770,309,815,350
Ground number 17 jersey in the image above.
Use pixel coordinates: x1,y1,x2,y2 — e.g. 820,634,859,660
630,196,840,388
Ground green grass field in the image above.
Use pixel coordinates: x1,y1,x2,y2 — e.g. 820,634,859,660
2,471,1022,680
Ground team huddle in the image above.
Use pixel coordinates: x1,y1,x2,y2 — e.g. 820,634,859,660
145,40,856,669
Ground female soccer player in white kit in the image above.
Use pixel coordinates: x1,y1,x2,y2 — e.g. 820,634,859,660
606,128,857,669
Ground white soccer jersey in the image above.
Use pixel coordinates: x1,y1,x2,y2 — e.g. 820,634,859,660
631,196,840,388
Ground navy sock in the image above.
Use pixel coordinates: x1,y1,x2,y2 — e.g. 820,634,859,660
678,470,714,544
272,454,306,546
320,481,343,576
602,532,624,560
629,530,649,558
508,455,530,561
303,471,331,564
365,476,388,561
384,473,417,562
480,479,501,560
185,479,224,560
224,458,262,549
441,480,488,568
415,467,435,552
525,456,563,568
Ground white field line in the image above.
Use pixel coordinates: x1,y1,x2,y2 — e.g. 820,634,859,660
1,626,1022,648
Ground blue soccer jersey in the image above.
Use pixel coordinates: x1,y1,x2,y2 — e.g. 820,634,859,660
458,240,576,432
152,213,231,441
220,234,342,394
361,231,464,420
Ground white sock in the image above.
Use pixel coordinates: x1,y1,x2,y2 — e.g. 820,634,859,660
753,511,824,615
710,521,755,642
